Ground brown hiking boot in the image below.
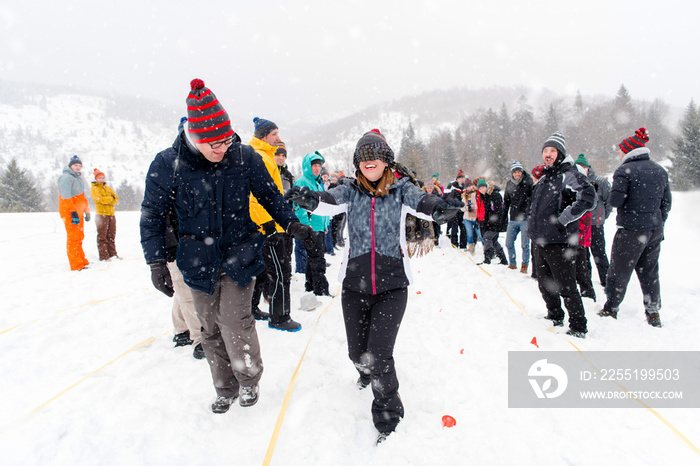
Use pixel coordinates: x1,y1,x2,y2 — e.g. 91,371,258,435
646,312,662,328
598,307,618,319
520,264,528,274
508,265,517,270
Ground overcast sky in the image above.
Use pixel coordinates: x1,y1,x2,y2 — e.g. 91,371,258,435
1,0,698,122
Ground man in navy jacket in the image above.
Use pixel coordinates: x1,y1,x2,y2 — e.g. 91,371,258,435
599,128,672,327
140,79,315,414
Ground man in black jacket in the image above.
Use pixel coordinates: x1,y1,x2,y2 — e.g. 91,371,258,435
528,132,596,338
445,170,468,248
503,160,533,273
599,128,672,327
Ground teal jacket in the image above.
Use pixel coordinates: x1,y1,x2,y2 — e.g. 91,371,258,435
292,152,329,232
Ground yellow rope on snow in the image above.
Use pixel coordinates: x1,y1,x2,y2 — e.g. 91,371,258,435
262,286,341,466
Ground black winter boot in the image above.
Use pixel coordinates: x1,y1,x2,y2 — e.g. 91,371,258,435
173,331,193,347
251,306,270,321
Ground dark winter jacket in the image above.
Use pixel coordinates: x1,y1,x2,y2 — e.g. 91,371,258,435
527,156,596,246
140,132,299,294
313,175,440,295
278,164,295,194
444,180,466,201
503,173,533,222
476,183,507,233
587,167,612,228
609,147,671,231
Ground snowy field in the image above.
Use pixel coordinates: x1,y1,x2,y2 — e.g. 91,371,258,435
1,192,699,466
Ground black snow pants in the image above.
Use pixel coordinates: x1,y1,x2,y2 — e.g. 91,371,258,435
533,243,588,333
342,287,408,434
253,234,293,324
605,227,663,314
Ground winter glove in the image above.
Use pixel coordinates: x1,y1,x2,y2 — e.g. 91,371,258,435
84,212,91,222
286,221,318,252
70,211,80,225
262,220,281,246
432,198,464,224
284,186,319,211
555,220,567,236
149,261,174,298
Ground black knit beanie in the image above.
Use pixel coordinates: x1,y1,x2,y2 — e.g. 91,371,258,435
353,129,394,169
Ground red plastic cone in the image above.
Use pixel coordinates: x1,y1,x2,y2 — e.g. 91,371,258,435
531,337,539,348
460,349,464,354
442,415,457,428
473,293,478,299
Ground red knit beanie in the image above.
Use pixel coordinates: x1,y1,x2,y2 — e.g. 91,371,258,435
94,168,105,180
619,127,649,154
186,79,234,143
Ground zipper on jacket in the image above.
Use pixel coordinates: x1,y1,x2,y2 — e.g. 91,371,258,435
371,197,376,295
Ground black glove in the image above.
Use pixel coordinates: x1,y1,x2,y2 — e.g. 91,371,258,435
432,198,464,224
286,221,318,251
556,220,567,236
285,186,319,211
70,211,80,225
84,212,91,222
149,261,174,297
262,220,281,246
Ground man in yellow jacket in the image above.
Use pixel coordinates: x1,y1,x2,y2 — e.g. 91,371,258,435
248,117,301,331
90,168,119,261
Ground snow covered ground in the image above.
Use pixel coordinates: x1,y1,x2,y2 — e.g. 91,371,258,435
1,192,699,465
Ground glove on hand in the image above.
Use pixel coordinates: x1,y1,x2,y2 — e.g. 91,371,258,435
149,261,174,297
70,211,80,225
84,212,91,222
262,220,281,246
286,221,318,252
284,186,319,211
432,198,464,224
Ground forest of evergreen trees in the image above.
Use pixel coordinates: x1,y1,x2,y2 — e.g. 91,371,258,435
397,86,700,190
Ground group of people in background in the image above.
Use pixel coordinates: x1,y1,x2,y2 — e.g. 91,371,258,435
57,155,119,271
423,127,671,338
56,77,672,445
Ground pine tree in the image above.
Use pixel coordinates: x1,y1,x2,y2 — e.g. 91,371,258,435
669,99,700,190
398,121,427,180
0,159,45,212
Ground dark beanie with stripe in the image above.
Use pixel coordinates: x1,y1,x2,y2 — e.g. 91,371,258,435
253,117,278,139
619,127,649,154
186,79,233,143
542,131,566,164
353,129,394,169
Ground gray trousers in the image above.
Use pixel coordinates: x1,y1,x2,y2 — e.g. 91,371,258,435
191,272,263,398
167,261,202,346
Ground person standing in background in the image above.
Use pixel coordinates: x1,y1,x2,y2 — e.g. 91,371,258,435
90,168,119,261
58,155,90,271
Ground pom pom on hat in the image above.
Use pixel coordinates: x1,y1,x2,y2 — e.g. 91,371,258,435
69,155,82,167
253,117,278,139
93,168,105,180
619,127,649,154
456,169,465,179
185,78,233,144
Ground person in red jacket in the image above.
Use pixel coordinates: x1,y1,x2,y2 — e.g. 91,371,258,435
57,155,91,271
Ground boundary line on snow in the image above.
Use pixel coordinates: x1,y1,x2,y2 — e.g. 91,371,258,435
0,337,155,435
262,286,341,466
0,291,145,336
454,245,699,456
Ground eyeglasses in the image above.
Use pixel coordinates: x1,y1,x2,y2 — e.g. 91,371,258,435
208,137,234,149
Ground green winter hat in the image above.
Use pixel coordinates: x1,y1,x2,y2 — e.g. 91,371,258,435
432,173,439,179
575,153,590,167
476,178,488,188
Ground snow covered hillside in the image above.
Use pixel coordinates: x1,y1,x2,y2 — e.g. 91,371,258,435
0,192,699,465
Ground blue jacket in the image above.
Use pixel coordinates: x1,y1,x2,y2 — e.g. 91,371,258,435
610,147,671,231
140,132,299,294
292,152,329,232
527,156,596,246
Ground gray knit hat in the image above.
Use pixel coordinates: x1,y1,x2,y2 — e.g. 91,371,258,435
186,79,233,143
511,160,523,172
542,131,566,157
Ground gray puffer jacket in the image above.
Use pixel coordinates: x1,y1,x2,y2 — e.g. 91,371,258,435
313,176,439,295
